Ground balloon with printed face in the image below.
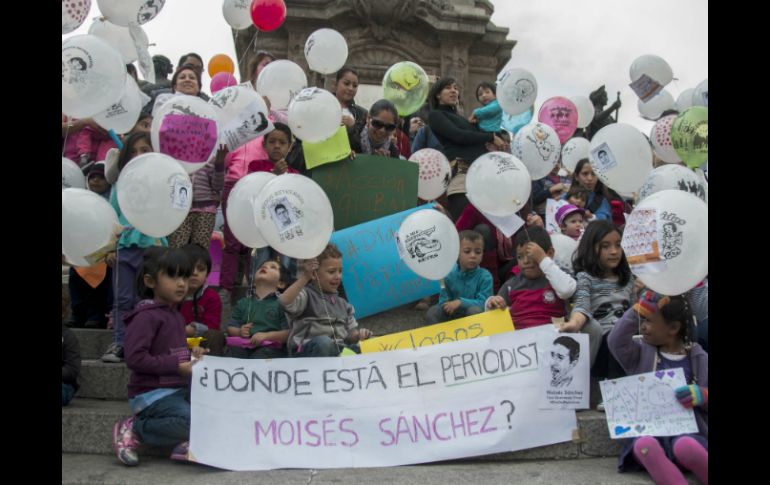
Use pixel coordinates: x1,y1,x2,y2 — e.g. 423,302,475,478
209,85,273,150
287,88,342,142
210,72,238,94
62,157,87,190
227,171,275,248
692,78,708,107
621,190,707,295
305,28,348,75
62,188,121,267
250,0,286,31
637,164,706,203
93,75,148,134
382,61,430,116
253,174,334,259
97,0,166,27
569,95,594,129
396,209,460,281
561,137,591,174
409,149,452,201
637,90,675,121
63,0,92,34
676,88,694,112
88,17,143,64
512,122,561,180
538,97,578,143
589,123,653,198
151,94,220,173
496,68,538,116
670,107,708,169
501,105,534,134
551,233,578,275
208,54,235,77
62,35,127,119
256,59,308,110
117,153,192,238
466,152,531,217
629,54,674,88
650,114,682,164
223,0,253,30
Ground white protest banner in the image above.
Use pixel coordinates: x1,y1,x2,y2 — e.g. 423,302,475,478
538,330,590,410
599,367,698,439
190,326,577,471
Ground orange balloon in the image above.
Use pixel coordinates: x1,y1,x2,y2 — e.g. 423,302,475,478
208,54,235,77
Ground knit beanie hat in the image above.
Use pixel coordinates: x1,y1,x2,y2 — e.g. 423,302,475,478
555,203,585,226
633,290,671,319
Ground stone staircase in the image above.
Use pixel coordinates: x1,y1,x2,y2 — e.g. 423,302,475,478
63,292,621,462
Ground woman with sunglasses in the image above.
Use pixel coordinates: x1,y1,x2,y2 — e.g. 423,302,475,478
428,77,507,220
350,99,401,158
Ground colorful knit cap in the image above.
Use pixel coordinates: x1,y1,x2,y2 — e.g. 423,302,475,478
633,290,671,319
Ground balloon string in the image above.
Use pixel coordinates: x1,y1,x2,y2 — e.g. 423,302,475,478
237,29,259,74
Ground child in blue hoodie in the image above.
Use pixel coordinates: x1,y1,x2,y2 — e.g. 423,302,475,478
112,247,207,467
469,82,503,134
425,230,493,324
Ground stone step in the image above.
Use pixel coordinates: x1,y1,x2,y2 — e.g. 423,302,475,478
73,329,114,360
62,398,621,459
78,360,131,400
63,453,701,484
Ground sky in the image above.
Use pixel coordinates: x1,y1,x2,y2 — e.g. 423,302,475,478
64,0,707,133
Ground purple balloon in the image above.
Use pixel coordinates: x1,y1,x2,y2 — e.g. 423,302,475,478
210,72,238,94
538,97,578,144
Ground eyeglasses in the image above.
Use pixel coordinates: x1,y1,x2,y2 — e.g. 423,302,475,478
370,119,397,131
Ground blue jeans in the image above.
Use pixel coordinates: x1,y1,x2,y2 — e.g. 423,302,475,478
133,389,191,447
294,335,360,357
112,247,145,345
62,383,75,406
424,304,482,325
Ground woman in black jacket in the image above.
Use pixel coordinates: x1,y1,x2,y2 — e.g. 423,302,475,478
428,77,506,219
335,67,369,146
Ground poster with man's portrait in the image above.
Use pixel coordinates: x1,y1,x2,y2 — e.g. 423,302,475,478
269,196,299,233
538,330,590,409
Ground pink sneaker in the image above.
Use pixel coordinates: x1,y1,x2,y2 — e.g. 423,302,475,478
112,417,140,466
170,441,190,462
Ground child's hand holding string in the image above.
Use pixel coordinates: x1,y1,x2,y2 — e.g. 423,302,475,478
298,258,320,281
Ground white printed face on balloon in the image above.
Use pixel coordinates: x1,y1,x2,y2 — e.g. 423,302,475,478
288,88,342,143
512,122,561,180
62,35,127,119
97,0,166,26
253,175,334,259
496,68,538,116
466,152,532,217
589,123,653,198
621,190,707,296
396,209,460,281
152,95,220,173
62,188,122,267
210,86,274,150
117,153,193,238
408,149,452,201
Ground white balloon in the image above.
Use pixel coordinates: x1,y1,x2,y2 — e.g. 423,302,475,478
222,0,253,30
569,95,594,129
62,188,120,267
253,174,334,259
210,85,274,150
621,190,707,295
93,75,146,134
88,17,141,63
62,35,127,119
496,68,538,116
676,88,695,112
256,60,309,110
227,172,276,248
97,0,166,27
589,123,653,198
116,153,192,238
62,157,86,190
637,164,706,203
287,88,342,142
512,122,561,180
409,149,452,201
63,0,92,34
649,114,682,164
550,233,578,275
151,95,220,173
561,137,591,173
466,152,531,217
692,78,708,107
629,54,674,87
637,90,675,120
396,209,460,281
305,28,349,75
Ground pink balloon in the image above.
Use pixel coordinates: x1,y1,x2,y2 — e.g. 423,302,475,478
538,97,578,144
210,72,238,94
